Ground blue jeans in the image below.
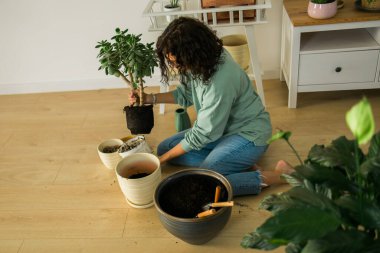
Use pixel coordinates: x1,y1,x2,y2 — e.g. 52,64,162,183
157,131,268,196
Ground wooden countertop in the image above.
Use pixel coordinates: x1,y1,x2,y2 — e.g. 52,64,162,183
283,0,380,27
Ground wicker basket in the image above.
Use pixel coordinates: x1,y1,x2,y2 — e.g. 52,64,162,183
201,0,256,22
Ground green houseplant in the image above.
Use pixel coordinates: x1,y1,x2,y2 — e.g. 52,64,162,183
96,28,158,134
164,0,181,22
361,0,380,9
308,0,337,19
241,97,380,252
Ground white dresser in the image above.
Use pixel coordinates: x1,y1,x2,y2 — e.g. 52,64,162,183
281,0,380,108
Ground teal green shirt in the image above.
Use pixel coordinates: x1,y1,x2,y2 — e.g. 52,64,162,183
172,50,272,152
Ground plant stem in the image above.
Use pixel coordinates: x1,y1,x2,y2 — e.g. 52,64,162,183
354,140,364,226
117,70,133,89
286,140,303,165
139,78,144,106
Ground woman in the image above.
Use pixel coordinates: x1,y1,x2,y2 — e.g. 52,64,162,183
130,17,292,196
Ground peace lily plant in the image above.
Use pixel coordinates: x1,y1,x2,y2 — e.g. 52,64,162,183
241,98,380,252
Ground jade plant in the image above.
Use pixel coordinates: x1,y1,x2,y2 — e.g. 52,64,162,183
96,28,158,134
96,28,158,106
241,97,380,252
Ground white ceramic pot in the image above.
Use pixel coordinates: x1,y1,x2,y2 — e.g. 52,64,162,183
97,139,123,170
221,34,250,71
115,153,161,208
308,0,337,20
118,135,152,158
163,5,181,23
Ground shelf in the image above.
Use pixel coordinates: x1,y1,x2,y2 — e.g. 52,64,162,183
142,0,272,31
300,29,380,54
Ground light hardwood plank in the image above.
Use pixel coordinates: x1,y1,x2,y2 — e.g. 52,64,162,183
0,184,127,210
19,238,284,253
0,209,127,239
0,240,23,253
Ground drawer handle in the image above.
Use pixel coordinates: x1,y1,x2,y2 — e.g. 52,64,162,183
335,67,342,73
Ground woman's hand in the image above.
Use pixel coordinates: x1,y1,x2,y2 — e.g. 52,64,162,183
128,89,147,106
159,143,186,164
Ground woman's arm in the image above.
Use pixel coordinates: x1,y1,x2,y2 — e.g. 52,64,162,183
129,89,177,105
146,92,177,104
159,143,186,163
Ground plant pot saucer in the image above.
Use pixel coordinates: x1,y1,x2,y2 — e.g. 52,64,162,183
126,198,154,209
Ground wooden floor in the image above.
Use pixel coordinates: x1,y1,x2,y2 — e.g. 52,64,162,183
0,80,379,253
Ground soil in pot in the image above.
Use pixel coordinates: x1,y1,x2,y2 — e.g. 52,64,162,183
102,145,121,153
124,105,154,134
118,161,157,179
118,137,144,153
158,174,228,218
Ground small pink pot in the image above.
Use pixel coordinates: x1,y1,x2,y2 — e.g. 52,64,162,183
308,0,337,19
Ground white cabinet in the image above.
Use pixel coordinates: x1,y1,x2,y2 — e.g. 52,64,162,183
281,0,380,108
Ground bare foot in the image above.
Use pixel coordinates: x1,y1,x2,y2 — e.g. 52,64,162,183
261,160,295,186
275,160,295,175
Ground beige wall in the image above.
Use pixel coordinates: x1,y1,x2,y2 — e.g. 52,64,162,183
0,0,283,94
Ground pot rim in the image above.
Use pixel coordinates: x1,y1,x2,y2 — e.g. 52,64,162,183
115,153,160,180
97,138,123,153
154,168,233,222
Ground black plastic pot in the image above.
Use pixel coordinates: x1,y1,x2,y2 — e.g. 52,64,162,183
123,105,154,134
154,169,233,245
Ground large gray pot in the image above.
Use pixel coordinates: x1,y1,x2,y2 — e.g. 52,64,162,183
154,169,233,245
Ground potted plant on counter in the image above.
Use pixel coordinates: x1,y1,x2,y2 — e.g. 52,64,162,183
308,0,338,19
361,0,380,10
96,28,158,134
241,97,380,252
163,0,181,22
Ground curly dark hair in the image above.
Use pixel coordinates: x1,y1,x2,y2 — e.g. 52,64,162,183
156,17,224,85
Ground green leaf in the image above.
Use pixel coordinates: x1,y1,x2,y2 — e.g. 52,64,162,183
241,232,282,250
281,173,303,187
346,97,375,145
259,193,298,214
368,132,380,159
308,136,362,178
363,241,380,253
359,155,380,178
296,163,358,195
286,187,339,215
267,130,292,144
286,243,303,253
336,195,380,229
257,206,341,244
302,230,373,253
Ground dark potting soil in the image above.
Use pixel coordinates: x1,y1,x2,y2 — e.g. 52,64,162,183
128,173,150,179
158,174,228,218
102,145,121,153
124,105,154,134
